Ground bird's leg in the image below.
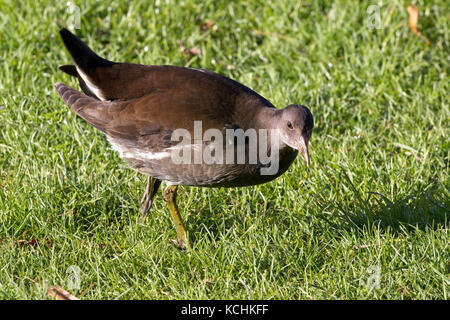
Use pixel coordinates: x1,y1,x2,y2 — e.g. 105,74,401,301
140,176,161,219
163,185,190,249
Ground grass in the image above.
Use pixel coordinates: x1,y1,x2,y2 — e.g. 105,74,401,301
0,0,448,299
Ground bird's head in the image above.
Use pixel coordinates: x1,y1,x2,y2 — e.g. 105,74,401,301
276,104,313,165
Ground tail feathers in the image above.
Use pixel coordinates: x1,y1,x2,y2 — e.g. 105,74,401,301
55,82,112,133
59,65,78,77
58,65,101,99
59,28,114,72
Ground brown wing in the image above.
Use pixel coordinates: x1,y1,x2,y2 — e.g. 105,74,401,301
55,82,239,147
58,28,276,107
82,63,276,105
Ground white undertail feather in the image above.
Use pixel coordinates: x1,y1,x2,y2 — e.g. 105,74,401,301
108,137,171,161
76,66,108,101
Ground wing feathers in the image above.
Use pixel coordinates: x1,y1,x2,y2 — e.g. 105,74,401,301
55,82,113,133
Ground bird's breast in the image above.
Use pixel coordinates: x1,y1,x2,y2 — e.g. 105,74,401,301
107,132,298,187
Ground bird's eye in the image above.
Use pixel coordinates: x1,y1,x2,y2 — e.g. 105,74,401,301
287,121,293,129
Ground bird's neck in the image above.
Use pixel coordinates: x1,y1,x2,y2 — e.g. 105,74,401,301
253,107,279,129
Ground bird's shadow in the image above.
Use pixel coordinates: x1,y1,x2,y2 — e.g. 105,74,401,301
181,188,240,242
60,170,137,233
176,179,450,245
62,170,448,242
315,186,448,236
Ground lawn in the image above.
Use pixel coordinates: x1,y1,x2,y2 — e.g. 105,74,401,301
0,0,448,299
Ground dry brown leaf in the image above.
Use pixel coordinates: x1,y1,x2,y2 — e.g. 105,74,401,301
177,42,186,53
200,20,214,31
251,29,293,41
14,238,52,248
353,244,374,250
407,5,431,45
188,46,201,56
177,41,202,57
48,286,80,300
15,239,40,247
407,5,420,36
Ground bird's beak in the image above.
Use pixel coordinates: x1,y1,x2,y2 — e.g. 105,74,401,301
299,135,310,166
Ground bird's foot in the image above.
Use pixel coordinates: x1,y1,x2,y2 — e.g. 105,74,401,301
168,238,190,250
140,177,161,219
140,198,153,218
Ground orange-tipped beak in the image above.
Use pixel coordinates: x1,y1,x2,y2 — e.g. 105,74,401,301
299,136,310,166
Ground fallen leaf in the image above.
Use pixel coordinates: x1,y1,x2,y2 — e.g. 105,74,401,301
188,46,201,56
205,278,214,287
407,5,431,45
14,238,52,248
177,41,202,57
48,286,80,300
407,5,420,36
200,20,214,31
353,244,374,249
15,239,40,247
251,29,293,41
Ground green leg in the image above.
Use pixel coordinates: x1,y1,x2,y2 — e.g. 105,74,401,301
163,185,190,249
140,176,161,219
